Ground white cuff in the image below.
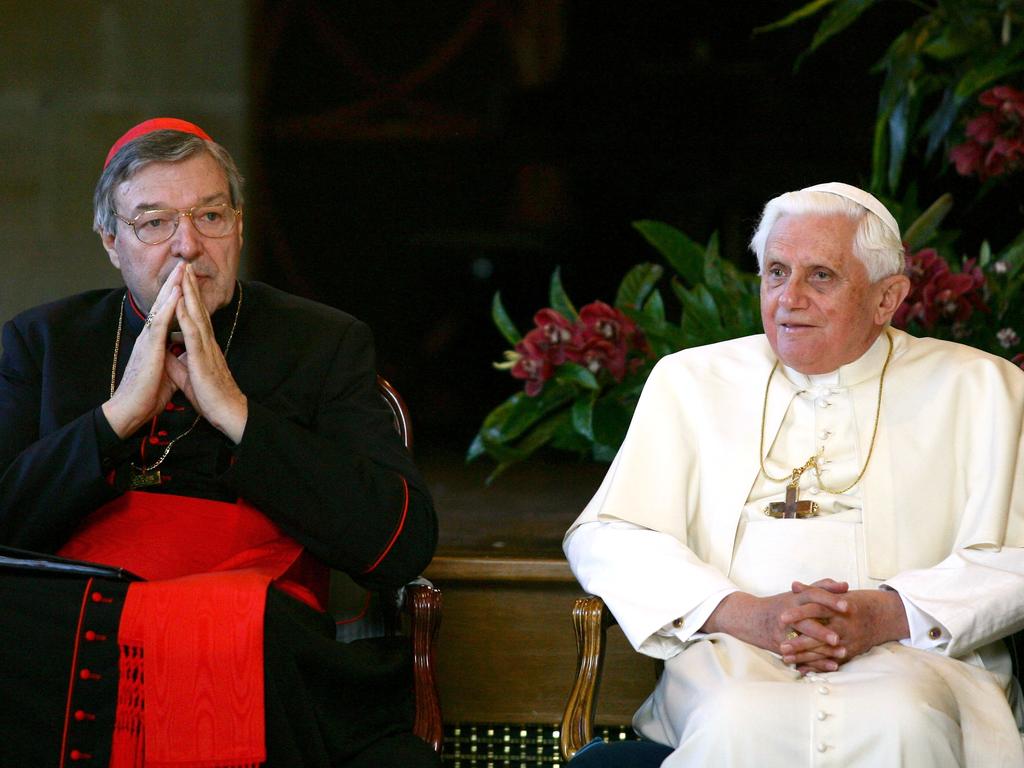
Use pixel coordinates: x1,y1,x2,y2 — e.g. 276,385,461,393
882,585,948,650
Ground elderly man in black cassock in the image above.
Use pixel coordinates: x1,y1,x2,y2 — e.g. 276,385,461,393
0,118,439,768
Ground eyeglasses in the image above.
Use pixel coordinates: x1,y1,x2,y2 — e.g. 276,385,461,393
113,203,242,245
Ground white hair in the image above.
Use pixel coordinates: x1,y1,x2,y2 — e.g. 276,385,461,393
748,190,905,282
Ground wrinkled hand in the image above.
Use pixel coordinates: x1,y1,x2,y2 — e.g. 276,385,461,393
102,263,184,438
779,580,909,674
701,581,850,661
163,264,248,443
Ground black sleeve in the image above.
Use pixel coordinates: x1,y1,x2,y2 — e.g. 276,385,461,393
0,320,121,551
231,319,437,590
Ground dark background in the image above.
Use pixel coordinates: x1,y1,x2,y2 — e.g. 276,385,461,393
247,0,920,454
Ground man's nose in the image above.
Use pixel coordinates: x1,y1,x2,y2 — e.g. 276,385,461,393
778,278,808,308
169,214,202,260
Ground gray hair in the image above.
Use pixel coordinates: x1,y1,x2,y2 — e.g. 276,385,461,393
93,130,244,236
748,190,905,282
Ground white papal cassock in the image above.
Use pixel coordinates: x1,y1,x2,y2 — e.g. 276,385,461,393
565,328,1024,767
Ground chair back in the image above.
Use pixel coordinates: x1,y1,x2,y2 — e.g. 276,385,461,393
377,374,413,452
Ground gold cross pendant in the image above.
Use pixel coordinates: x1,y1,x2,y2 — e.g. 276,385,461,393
129,467,162,489
763,472,819,519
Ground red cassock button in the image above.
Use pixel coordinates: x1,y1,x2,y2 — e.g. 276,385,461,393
79,669,100,681
73,710,96,721
69,749,92,760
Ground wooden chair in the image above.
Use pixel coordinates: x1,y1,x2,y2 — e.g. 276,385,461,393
330,376,443,752
560,594,668,765
561,594,1024,766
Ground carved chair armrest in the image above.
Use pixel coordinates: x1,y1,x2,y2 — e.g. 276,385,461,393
403,581,444,753
560,595,617,762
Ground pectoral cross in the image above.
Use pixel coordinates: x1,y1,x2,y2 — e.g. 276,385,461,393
129,467,162,489
764,461,820,519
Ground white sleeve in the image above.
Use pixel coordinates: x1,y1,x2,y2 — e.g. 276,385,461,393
564,519,738,659
882,546,1024,657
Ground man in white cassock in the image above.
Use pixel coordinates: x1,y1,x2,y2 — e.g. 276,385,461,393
564,182,1024,767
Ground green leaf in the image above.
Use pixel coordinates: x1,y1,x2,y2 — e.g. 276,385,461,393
753,0,836,34
979,240,991,269
554,362,600,390
491,292,522,345
549,267,578,320
702,232,725,293
633,220,706,285
466,433,486,463
870,103,889,194
902,193,953,251
592,398,633,453
642,288,666,322
922,87,966,162
486,412,571,483
478,384,574,448
808,0,879,53
571,397,595,440
591,443,619,463
615,263,664,309
922,19,986,61
953,32,1024,100
887,92,910,191
477,394,528,447
996,232,1024,280
673,279,724,341
501,384,574,441
478,430,531,464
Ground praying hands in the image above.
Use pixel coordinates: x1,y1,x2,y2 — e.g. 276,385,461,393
164,263,248,443
102,262,248,445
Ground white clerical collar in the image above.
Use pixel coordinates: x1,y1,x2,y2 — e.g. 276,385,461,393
780,331,891,390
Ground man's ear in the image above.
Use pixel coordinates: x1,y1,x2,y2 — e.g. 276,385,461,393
100,230,121,269
875,274,911,325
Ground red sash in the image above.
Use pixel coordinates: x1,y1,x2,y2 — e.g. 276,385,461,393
59,492,327,768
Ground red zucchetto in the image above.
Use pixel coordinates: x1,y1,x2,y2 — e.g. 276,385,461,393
104,117,213,169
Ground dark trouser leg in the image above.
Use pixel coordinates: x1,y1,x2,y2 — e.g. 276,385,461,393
263,588,427,768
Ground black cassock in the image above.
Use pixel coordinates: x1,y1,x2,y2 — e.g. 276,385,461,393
0,282,439,767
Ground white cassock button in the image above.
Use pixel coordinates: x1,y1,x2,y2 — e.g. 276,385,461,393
817,399,832,408
809,487,819,495
816,711,827,721
818,430,832,441
817,743,828,753
818,686,829,695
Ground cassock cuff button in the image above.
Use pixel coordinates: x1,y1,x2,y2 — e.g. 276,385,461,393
928,627,942,640
671,617,683,629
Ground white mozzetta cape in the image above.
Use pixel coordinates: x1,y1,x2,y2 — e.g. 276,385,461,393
568,328,1024,595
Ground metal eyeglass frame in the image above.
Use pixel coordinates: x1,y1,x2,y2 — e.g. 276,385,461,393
112,203,243,245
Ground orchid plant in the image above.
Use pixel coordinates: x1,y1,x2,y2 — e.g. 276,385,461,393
469,0,1024,476
467,223,762,477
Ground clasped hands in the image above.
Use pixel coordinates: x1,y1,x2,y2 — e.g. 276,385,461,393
102,262,248,444
704,578,910,675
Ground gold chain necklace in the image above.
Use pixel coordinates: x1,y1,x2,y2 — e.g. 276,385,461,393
110,282,243,487
758,329,892,497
